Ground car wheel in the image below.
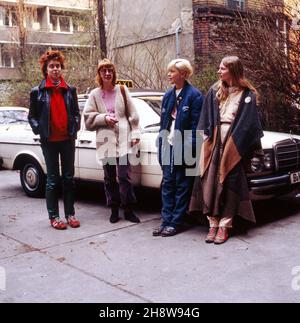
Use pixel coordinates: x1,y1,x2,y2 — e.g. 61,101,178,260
20,161,46,198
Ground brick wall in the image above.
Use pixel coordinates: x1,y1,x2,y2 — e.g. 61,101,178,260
192,0,282,10
193,5,235,71
192,0,283,71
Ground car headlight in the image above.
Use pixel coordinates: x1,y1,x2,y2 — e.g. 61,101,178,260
263,152,274,170
251,157,264,173
251,150,274,173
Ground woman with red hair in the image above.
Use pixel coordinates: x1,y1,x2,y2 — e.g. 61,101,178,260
28,50,81,230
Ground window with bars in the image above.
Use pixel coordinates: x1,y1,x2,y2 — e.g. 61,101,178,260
227,0,245,11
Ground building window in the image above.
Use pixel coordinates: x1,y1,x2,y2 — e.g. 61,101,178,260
25,8,37,29
10,10,18,26
0,7,5,26
50,14,72,33
228,0,245,11
0,46,14,68
73,17,86,32
0,6,18,27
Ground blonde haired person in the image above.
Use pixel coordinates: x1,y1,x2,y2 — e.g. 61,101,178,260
189,56,264,244
153,58,204,237
167,58,193,78
83,59,140,224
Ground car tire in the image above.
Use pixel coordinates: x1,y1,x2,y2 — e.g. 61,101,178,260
20,160,46,198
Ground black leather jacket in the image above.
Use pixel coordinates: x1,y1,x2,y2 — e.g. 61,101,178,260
28,79,81,141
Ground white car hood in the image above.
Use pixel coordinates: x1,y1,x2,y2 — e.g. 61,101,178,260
261,131,300,149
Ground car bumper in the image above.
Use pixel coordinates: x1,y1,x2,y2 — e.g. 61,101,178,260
249,173,300,195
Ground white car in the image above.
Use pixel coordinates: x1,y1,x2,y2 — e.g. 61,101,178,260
0,91,163,197
0,93,300,200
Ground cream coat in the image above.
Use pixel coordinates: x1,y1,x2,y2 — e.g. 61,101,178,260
83,85,140,160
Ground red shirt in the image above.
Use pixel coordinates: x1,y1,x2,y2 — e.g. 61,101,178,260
45,76,70,142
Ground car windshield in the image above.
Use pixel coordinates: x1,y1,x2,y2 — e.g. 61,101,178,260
135,96,162,116
133,96,162,129
78,93,163,130
78,99,87,111
131,98,161,129
0,110,28,125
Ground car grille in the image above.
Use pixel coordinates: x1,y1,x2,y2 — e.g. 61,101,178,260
274,138,300,172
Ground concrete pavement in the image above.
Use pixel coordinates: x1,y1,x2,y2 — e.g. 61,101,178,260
1,170,300,303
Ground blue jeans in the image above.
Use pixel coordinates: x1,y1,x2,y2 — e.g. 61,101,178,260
41,140,75,219
161,164,194,229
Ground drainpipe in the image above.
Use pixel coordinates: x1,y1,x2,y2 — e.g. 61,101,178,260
175,25,182,58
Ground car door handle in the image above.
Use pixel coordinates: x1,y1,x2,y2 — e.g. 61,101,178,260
79,140,92,144
33,138,40,142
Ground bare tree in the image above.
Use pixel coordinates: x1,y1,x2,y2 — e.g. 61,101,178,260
214,0,300,132
97,0,107,58
16,0,26,67
112,41,168,90
105,2,172,90
2,2,99,106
